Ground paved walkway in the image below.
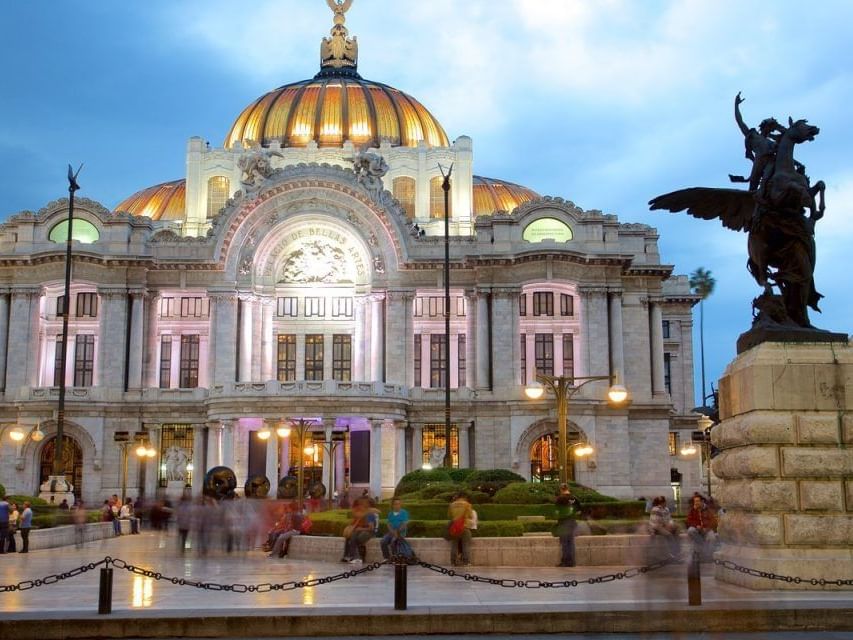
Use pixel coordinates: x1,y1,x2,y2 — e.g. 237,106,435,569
1,532,851,636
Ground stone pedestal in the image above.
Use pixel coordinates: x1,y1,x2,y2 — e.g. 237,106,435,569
38,475,76,507
713,341,853,590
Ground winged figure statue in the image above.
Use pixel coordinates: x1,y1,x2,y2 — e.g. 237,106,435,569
650,94,826,332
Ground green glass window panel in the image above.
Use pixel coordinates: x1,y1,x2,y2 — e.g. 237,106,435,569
522,217,572,243
49,219,100,244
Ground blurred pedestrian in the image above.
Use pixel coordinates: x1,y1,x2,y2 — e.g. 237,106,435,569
554,483,582,567
18,502,32,553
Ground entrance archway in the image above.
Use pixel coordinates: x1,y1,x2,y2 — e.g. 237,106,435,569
528,429,583,483
39,435,83,499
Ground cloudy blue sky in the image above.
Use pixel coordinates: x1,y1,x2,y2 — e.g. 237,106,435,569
2,0,851,403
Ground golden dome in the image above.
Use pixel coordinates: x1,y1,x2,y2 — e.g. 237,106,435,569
224,76,449,150
472,176,540,215
114,179,185,221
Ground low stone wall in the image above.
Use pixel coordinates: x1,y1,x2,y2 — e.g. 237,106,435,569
14,522,117,551
288,533,681,567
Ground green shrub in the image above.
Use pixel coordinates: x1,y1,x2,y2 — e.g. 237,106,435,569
433,491,457,503
6,495,48,507
417,482,467,499
491,481,620,505
395,468,453,496
468,491,492,504
0,483,5,497
447,468,476,482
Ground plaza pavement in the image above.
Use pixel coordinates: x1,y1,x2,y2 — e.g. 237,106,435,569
1,531,852,638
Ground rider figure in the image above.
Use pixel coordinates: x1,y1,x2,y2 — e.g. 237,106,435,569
729,92,785,193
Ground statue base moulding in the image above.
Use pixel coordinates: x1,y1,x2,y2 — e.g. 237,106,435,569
713,340,853,589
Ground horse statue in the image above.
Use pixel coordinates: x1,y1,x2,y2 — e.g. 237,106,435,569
650,103,826,331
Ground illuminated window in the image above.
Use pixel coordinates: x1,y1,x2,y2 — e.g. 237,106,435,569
305,334,324,380
522,217,572,243
562,334,574,378
74,335,94,386
332,334,351,381
159,336,172,389
414,334,422,387
393,177,416,220
668,432,678,456
206,176,230,218
534,334,554,377
429,176,451,219
430,334,447,388
277,335,296,381
49,219,100,244
179,335,199,388
421,424,458,468
76,292,98,318
533,292,553,316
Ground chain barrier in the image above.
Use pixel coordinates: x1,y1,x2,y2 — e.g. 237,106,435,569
713,559,853,587
415,558,672,589
0,557,109,593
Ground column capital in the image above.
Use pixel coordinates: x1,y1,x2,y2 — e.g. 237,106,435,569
96,286,128,299
491,286,521,299
578,285,608,296
607,288,624,297
367,291,386,303
385,288,415,302
10,285,43,297
207,290,238,303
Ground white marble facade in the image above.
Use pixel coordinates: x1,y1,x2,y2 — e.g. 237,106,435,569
0,12,701,505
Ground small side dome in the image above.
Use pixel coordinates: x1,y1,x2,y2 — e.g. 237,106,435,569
472,176,540,215
114,180,185,221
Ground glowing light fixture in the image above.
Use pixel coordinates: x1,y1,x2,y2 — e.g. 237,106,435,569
9,427,25,442
421,462,433,470
680,443,698,456
524,382,545,400
31,425,45,442
304,445,316,456
258,426,272,440
186,463,194,472
276,425,291,438
607,384,629,405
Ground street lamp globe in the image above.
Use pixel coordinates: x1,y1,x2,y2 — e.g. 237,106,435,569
304,444,316,456
276,425,291,438
680,443,698,456
524,381,545,400
257,425,272,440
31,425,45,442
146,447,156,458
135,444,149,457
575,444,594,457
607,384,629,405
9,427,25,442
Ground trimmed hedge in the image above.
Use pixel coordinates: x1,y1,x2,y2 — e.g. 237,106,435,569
492,480,617,505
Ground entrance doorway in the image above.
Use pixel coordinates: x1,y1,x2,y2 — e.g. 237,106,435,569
529,432,580,483
39,435,83,500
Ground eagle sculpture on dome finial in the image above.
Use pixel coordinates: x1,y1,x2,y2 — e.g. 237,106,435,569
321,0,358,71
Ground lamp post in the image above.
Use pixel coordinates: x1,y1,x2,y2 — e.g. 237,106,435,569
134,437,157,501
439,162,453,469
269,418,316,512
525,374,628,485
8,422,46,445
681,414,715,498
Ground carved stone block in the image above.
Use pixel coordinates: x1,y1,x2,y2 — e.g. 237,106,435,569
796,414,841,444
713,411,793,448
799,480,844,512
712,446,779,479
843,414,853,444
715,479,797,511
784,515,853,546
846,481,853,511
720,511,783,545
781,447,852,477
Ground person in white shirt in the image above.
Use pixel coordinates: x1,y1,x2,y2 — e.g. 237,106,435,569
119,498,140,534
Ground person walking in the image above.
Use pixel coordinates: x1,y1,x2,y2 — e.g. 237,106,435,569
554,483,582,567
18,502,32,553
447,493,473,567
0,492,10,554
7,502,19,552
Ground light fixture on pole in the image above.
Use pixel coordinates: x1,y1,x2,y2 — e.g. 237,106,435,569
525,374,628,485
284,418,316,512
8,423,45,444
439,161,453,469
682,413,715,497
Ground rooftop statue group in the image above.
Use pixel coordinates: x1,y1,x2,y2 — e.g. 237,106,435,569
650,93,837,349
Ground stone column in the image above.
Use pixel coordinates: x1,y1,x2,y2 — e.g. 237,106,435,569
608,290,625,384
263,420,279,485
261,298,274,381
369,419,382,499
475,290,490,390
491,288,520,390
411,424,423,471
221,419,236,469
579,286,609,378
353,296,367,381
191,425,205,495
464,289,476,388
207,421,223,469
5,287,40,391
394,422,407,488
335,438,346,495
144,293,160,388
145,425,161,498
385,290,413,386
321,421,333,497
0,289,9,391
210,292,238,385
369,293,385,382
238,295,253,382
127,290,145,389
458,421,471,468
714,341,853,590
380,419,397,499
649,299,666,396
97,288,129,388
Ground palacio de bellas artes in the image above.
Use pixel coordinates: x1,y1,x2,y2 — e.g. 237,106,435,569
0,1,707,509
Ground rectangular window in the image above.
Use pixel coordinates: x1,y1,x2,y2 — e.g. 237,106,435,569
662,320,671,339
421,424,459,468
414,334,422,387
428,297,443,317
331,297,353,318
159,336,172,389
54,335,64,385
456,297,466,317
276,334,297,381
305,334,324,380
534,333,554,377
519,293,527,316
413,297,424,317
664,352,672,394
305,297,325,318
332,334,352,381
158,425,194,488
668,432,678,456
277,297,298,317
520,333,527,385
179,335,200,388
56,296,67,318
180,297,207,318
532,291,553,316
562,334,574,378
73,334,95,386
429,334,447,388
560,293,574,316
458,334,466,387
159,297,175,318
76,292,98,318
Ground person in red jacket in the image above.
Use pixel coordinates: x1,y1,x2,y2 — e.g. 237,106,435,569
686,495,718,552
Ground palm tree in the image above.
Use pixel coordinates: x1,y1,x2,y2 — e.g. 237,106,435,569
689,267,716,404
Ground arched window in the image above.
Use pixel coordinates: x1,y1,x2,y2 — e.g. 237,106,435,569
429,176,451,219
48,219,100,244
522,217,573,242
393,176,416,220
206,176,230,219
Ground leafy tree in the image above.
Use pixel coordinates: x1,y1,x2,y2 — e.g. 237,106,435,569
689,267,716,403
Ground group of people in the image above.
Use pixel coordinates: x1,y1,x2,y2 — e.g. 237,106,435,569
646,493,720,558
0,492,33,553
101,496,141,535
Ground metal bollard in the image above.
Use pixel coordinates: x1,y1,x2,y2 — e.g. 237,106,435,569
393,558,407,610
687,550,701,606
98,567,114,614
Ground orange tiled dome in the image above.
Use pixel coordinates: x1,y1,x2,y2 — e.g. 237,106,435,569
113,179,185,221
472,176,540,215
